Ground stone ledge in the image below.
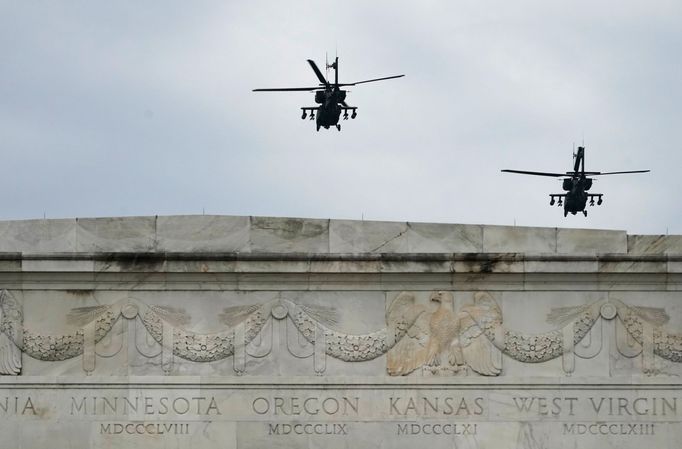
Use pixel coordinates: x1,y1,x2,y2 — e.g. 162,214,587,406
3,215,669,255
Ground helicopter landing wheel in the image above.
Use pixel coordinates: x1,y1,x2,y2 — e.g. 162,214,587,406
564,210,568,217
583,210,588,217
336,124,341,131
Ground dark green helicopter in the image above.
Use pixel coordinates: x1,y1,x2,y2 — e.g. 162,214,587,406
253,57,404,131
502,146,649,217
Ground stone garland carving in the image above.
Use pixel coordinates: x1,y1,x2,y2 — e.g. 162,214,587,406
499,300,604,363
23,311,118,361
1,289,682,376
611,299,682,363
141,303,271,362
286,298,417,362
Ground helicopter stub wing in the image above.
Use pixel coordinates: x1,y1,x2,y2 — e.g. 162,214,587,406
549,193,604,205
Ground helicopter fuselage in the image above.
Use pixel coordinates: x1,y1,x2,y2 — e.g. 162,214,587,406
563,177,590,215
314,89,345,129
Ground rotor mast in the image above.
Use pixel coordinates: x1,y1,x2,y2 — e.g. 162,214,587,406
574,146,585,175
327,56,339,88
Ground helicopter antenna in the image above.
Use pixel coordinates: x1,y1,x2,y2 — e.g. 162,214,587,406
325,52,329,83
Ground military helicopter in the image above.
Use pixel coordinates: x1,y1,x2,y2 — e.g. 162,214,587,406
501,146,649,217
253,56,404,131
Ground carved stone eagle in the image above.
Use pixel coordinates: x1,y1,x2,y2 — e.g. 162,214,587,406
387,291,502,376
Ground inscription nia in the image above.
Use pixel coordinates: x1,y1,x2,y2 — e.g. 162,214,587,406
0,397,36,415
70,396,221,416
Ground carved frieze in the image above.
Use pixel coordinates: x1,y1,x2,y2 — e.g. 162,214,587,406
1,289,681,376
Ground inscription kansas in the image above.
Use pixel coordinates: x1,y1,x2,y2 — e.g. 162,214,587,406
389,396,485,416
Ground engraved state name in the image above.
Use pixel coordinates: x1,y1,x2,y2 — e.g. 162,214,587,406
250,395,486,417
70,396,221,416
512,396,678,417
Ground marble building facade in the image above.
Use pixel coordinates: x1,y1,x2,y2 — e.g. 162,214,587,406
0,215,681,448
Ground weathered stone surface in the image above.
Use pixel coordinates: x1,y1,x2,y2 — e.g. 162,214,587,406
628,234,682,254
250,216,329,253
156,215,250,252
482,225,556,253
0,214,680,448
0,215,680,254
76,216,157,252
406,222,483,252
0,218,77,252
557,228,626,254
330,220,409,253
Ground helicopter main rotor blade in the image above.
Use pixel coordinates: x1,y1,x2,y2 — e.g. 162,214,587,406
337,74,405,86
253,87,323,92
590,170,650,176
501,169,568,177
307,60,329,86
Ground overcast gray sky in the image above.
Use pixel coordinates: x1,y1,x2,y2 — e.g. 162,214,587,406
2,1,680,234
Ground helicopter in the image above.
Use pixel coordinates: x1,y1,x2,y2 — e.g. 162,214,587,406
253,56,404,131
501,146,649,217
